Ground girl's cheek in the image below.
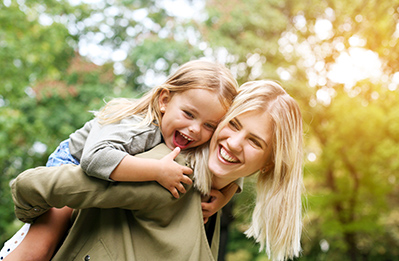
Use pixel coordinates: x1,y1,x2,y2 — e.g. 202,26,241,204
219,128,233,139
205,132,213,142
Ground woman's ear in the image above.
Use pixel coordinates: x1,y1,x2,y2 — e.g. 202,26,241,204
159,89,170,112
260,162,274,174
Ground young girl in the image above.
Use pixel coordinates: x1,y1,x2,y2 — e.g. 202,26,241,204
1,59,239,260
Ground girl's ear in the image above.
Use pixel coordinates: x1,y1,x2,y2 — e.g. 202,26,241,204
159,89,171,111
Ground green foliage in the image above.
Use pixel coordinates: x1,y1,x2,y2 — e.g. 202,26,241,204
201,0,399,260
0,55,123,243
1,0,399,260
0,0,203,247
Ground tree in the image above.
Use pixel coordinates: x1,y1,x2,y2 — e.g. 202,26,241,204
0,0,204,245
2,0,399,259
0,0,82,241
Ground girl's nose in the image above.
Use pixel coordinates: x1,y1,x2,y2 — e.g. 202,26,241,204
188,122,201,134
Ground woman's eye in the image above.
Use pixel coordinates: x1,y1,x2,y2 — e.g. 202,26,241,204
229,120,239,130
250,138,262,148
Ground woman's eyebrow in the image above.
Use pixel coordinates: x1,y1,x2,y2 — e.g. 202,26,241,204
252,133,268,148
236,117,268,147
234,118,243,128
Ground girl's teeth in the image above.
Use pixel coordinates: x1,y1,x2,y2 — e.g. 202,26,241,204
220,147,238,163
181,133,193,141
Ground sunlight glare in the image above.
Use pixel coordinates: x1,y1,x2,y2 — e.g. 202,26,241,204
327,47,382,89
320,239,330,252
316,88,331,105
389,72,399,91
348,35,366,47
315,19,333,40
307,153,317,162
160,0,205,20
39,13,54,26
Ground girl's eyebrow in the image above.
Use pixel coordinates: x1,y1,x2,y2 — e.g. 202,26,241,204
187,104,220,125
184,104,199,115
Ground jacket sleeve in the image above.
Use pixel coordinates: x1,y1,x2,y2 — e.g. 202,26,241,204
77,117,161,181
12,145,190,223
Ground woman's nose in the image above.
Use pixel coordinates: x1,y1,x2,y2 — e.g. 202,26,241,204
226,133,243,152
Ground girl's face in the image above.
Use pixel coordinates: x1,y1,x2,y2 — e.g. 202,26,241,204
208,109,274,182
159,88,226,150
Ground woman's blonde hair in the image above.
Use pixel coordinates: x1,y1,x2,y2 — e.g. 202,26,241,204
192,80,303,260
94,60,238,126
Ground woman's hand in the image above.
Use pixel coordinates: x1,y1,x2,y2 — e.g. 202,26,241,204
201,182,238,223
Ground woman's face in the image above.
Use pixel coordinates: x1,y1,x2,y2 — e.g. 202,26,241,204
208,109,274,182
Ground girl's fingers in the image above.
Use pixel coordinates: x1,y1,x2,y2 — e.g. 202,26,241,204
181,175,193,185
176,183,186,194
182,166,193,175
170,188,180,199
167,147,181,160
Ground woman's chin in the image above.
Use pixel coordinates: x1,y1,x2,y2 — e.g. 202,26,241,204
209,166,228,180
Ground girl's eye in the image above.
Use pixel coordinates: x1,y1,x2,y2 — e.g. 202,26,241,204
184,110,194,118
204,123,216,131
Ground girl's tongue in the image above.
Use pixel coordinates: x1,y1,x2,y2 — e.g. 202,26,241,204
174,131,192,148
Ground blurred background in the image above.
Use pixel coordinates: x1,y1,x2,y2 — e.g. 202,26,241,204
1,0,398,260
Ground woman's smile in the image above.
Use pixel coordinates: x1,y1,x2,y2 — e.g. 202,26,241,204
208,109,274,183
219,145,240,163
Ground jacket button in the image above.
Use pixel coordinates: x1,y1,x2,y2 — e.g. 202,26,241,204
84,255,90,260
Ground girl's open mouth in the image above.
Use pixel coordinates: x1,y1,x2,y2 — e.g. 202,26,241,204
173,131,194,149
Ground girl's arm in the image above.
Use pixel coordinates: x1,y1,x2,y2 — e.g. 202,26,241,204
110,147,193,198
77,118,192,198
77,117,163,181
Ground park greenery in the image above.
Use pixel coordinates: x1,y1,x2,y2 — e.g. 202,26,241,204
1,0,398,260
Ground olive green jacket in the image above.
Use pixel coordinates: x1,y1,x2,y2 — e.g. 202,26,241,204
12,144,220,261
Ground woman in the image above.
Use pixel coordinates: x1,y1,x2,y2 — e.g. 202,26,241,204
10,80,303,261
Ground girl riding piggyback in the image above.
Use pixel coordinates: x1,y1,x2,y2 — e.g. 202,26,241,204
64,59,239,196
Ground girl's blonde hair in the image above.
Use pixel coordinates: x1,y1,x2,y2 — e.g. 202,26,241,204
192,80,303,260
95,60,238,126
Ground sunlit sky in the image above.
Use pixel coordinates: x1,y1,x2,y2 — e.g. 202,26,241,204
67,0,205,67
33,0,399,95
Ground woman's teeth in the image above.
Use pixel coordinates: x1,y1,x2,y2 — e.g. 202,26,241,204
220,147,238,163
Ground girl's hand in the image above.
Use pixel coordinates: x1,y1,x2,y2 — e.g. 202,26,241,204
158,147,193,198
